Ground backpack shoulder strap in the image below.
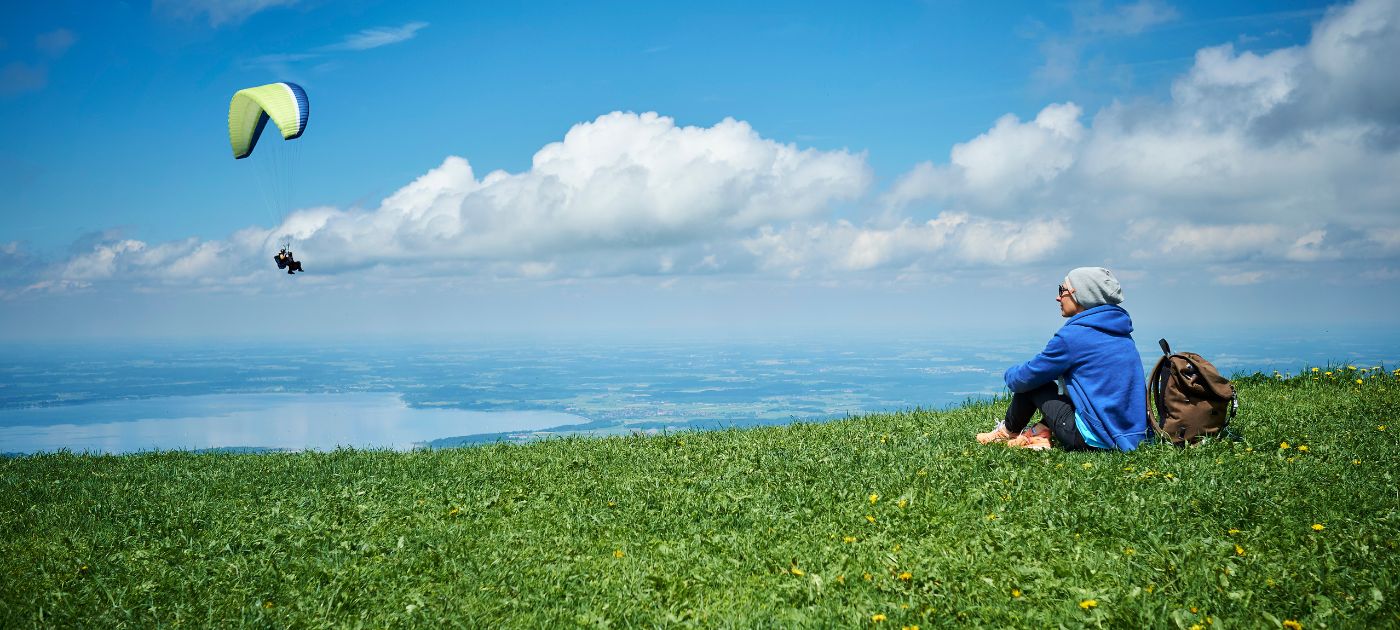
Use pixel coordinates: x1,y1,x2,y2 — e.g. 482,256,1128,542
1146,353,1170,439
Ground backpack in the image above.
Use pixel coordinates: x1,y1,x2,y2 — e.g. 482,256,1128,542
1147,338,1238,445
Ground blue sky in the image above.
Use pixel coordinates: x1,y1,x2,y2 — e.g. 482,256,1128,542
2,0,1397,341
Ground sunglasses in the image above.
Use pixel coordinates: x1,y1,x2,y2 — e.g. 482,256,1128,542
1057,285,1072,297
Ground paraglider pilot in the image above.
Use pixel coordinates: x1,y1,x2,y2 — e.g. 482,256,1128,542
274,248,304,274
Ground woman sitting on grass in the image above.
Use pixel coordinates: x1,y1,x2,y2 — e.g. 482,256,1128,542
977,267,1147,451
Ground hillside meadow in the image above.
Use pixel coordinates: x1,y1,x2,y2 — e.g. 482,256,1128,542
2,366,1397,627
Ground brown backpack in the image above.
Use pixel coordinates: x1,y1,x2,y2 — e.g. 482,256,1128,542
1147,338,1238,445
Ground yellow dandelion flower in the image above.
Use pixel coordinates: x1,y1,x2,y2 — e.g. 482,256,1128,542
264,601,274,609
864,572,874,581
898,571,912,581
1082,462,1094,469
1357,378,1364,385
1380,425,1387,431
1011,589,1022,598
1124,548,1135,555
1228,528,1241,535
446,506,461,517
986,513,998,521
902,626,919,630
1312,523,1325,531
1353,459,1362,465
1312,367,1319,372
870,493,880,504
866,514,876,523
1191,625,1203,630
872,613,887,622
1297,445,1309,452
1191,607,1198,613
1325,371,1333,376
844,536,857,543
790,567,805,576
1235,545,1245,556
897,498,908,509
1283,620,1302,630
1146,584,1155,593
1267,578,1275,586
917,469,927,476
1079,599,1097,609
613,549,624,558
836,575,846,584
1280,441,1290,450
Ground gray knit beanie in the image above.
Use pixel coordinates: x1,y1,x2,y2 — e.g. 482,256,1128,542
1064,267,1123,309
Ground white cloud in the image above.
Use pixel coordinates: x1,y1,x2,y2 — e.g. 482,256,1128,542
1077,0,1179,35
295,112,871,269
1172,44,1303,128
60,240,146,280
153,0,299,27
743,213,1068,275
886,103,1084,211
245,21,431,71
33,112,873,288
320,22,429,52
1285,229,1338,262
1215,270,1267,285
27,0,1400,294
1035,0,1180,86
899,0,1400,263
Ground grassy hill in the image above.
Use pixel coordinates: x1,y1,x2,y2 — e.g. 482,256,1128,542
3,367,1397,627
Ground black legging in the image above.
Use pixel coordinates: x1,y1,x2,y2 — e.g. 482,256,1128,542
1004,381,1091,451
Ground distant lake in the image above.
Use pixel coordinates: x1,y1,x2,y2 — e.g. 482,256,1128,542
3,328,1396,455
0,392,586,454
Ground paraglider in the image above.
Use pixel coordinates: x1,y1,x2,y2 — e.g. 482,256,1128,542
273,247,303,274
228,82,310,274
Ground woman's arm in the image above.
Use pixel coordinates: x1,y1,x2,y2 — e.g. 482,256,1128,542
1004,334,1071,393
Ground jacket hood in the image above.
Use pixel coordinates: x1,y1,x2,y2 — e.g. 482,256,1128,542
1064,304,1133,336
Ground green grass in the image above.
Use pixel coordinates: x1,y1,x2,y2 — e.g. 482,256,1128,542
3,366,1398,628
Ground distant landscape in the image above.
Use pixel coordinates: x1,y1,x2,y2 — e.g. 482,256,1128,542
3,328,1398,455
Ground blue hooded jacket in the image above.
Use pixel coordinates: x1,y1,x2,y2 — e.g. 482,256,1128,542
1003,304,1147,451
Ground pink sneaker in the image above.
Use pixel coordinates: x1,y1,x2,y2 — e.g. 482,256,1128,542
976,422,1015,444
1006,423,1052,451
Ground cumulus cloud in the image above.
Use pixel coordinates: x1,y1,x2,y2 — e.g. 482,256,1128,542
26,112,875,290
742,213,1068,277
291,112,871,270
23,0,1400,294
900,0,1400,267
885,103,1084,211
